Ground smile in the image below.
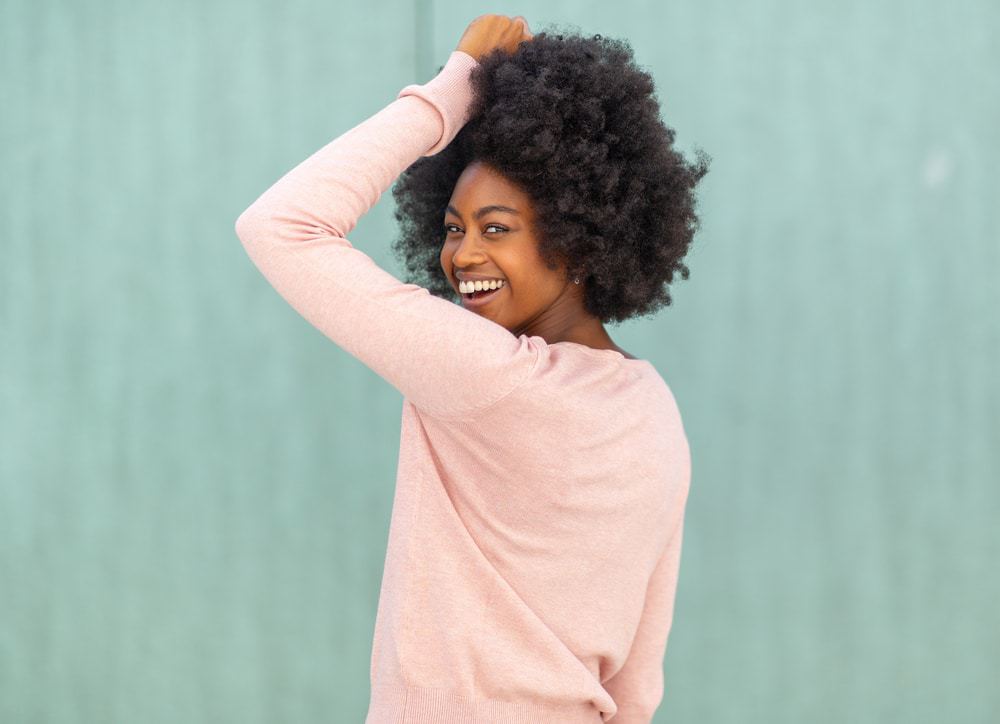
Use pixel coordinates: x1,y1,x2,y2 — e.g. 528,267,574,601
461,284,504,308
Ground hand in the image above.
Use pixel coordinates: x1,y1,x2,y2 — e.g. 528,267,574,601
455,14,533,62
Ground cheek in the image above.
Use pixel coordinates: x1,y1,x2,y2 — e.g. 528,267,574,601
517,266,556,294
439,246,452,279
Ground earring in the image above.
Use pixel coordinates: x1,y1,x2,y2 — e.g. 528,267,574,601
573,277,581,284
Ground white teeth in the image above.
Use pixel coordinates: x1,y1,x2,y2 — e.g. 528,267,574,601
459,279,505,294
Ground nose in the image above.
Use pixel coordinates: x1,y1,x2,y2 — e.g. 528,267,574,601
450,231,489,268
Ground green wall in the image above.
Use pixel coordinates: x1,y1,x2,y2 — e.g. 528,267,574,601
2,0,997,721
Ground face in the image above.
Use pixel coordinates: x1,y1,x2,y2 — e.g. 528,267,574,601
441,161,584,340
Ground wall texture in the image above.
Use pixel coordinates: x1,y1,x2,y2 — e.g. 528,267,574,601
1,0,997,722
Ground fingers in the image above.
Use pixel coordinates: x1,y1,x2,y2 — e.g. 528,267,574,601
513,15,533,40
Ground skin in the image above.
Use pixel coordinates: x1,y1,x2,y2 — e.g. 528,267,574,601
456,14,534,62
441,161,636,359
446,15,635,358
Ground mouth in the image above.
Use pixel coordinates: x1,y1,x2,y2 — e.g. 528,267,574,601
460,284,505,309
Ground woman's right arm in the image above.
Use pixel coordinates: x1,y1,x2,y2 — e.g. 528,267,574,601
234,20,538,422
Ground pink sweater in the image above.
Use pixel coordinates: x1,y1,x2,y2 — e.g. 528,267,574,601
235,50,692,724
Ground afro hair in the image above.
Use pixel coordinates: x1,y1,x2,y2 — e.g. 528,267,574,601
390,26,711,324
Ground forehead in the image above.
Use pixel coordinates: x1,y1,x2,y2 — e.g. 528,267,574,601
450,161,533,209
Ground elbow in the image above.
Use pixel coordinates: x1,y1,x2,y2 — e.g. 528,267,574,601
235,207,345,248
234,208,255,239
234,207,268,247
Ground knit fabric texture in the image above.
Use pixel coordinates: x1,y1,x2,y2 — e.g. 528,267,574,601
234,49,692,724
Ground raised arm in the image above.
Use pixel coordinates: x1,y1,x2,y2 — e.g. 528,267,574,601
234,45,542,421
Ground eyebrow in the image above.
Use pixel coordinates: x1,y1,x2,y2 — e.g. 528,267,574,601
446,204,521,221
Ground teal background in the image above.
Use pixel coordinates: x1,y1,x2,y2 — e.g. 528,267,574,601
2,0,998,722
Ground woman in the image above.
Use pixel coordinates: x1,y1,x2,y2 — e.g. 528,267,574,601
235,14,709,723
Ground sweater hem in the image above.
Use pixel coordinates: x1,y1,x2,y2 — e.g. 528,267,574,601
366,683,607,723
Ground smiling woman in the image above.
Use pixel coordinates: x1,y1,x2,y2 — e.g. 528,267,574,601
235,15,699,723
439,160,598,331
391,24,710,350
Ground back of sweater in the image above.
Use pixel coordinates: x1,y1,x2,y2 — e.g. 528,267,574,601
235,50,692,723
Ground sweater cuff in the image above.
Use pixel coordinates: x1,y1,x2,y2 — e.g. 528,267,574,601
396,50,480,156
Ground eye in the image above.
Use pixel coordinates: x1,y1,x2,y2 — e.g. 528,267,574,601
443,223,508,235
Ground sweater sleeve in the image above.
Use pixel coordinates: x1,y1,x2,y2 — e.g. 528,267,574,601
603,515,687,723
233,51,540,421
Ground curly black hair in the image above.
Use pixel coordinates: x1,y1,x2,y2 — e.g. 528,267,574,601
390,25,711,324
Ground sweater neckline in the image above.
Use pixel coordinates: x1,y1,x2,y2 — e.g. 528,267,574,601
549,340,650,365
